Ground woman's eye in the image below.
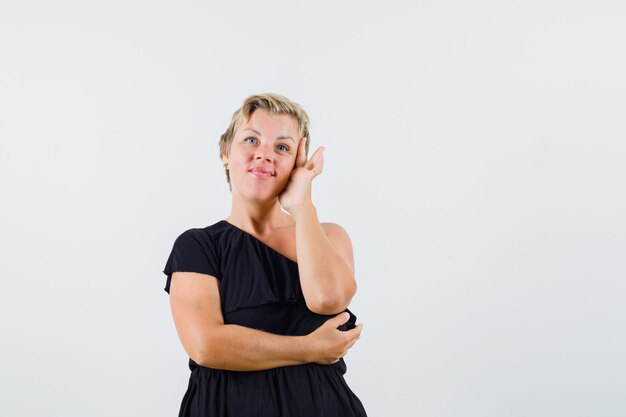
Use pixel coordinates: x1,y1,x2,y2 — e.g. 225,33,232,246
243,137,288,152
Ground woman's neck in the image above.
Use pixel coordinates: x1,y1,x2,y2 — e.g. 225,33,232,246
226,198,294,235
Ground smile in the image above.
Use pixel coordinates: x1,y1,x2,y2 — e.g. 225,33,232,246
250,170,273,179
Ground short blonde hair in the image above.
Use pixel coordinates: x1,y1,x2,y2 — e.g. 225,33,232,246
219,93,311,189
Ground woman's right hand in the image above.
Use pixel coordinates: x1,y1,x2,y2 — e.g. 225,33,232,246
304,312,364,364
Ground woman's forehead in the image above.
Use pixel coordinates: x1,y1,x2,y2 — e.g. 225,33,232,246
239,109,300,136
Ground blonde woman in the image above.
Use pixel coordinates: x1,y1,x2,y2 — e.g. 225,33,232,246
163,93,367,416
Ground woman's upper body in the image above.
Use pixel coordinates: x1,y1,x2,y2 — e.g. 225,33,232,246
164,220,361,373
166,93,363,372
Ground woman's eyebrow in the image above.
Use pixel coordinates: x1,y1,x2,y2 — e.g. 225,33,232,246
243,127,294,142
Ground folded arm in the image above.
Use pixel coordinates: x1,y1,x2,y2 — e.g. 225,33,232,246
169,271,361,371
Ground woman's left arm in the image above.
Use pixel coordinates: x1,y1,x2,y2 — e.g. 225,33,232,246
292,202,357,315
279,138,357,315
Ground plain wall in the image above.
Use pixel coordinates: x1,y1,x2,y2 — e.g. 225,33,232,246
1,1,624,416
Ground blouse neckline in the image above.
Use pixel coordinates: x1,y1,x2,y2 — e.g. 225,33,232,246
220,220,298,265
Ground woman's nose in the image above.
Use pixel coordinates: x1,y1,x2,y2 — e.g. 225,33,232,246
254,147,273,161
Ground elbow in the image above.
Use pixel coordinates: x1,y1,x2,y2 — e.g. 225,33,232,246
189,338,223,368
306,283,356,315
190,346,212,367
308,297,351,315
194,348,225,369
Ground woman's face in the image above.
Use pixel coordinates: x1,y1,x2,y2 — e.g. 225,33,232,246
225,109,300,201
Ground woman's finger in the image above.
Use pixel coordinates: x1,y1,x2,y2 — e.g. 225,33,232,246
296,137,308,168
306,146,325,174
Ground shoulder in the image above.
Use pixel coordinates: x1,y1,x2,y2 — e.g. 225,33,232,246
321,222,355,273
176,227,210,244
176,220,226,242
321,222,352,239
172,222,226,255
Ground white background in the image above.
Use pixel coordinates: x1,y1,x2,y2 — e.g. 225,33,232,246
1,1,625,416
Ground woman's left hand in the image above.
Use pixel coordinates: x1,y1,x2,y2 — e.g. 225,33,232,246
278,137,324,216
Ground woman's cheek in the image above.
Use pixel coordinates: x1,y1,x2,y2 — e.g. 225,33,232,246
278,168,293,189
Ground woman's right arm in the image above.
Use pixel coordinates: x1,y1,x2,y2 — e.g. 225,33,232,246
169,271,363,372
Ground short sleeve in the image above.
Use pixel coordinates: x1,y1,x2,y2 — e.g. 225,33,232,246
162,228,221,294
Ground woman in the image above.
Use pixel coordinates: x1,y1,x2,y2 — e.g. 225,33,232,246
163,93,367,417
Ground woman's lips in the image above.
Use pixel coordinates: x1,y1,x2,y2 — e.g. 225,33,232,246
249,169,273,179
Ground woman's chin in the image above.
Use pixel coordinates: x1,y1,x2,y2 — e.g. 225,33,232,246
231,177,288,202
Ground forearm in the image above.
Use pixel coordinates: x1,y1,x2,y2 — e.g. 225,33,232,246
195,324,311,371
292,203,356,314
